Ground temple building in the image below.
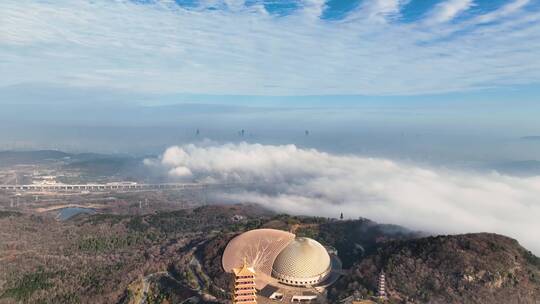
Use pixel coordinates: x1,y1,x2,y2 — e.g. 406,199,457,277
232,258,257,304
378,271,387,299
222,228,342,303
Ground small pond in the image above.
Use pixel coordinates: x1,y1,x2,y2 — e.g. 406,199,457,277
57,207,96,221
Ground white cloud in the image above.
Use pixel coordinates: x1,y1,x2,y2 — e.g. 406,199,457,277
474,0,530,24
350,0,405,22
147,142,540,254
0,0,539,95
223,0,246,11
299,0,327,19
424,0,474,24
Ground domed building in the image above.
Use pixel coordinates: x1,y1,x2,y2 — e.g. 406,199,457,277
222,229,342,302
272,237,332,286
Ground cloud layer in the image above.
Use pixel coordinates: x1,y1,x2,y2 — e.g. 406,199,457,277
147,142,540,253
1,0,539,95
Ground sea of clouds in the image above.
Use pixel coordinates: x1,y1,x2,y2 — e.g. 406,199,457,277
145,142,540,254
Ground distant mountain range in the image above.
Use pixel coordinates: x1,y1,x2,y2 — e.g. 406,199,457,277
522,136,540,141
0,150,136,164
0,150,71,165
0,150,156,182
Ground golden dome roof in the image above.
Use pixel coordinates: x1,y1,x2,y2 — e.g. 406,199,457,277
271,237,331,282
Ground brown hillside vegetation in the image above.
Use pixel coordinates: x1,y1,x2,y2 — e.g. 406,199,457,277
330,233,540,304
1,207,539,304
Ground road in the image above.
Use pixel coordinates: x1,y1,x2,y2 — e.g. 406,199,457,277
137,271,171,304
134,236,224,304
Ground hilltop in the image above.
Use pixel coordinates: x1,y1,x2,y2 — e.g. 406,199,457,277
0,205,539,304
330,233,540,303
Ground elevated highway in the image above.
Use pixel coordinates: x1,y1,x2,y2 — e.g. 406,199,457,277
0,182,207,192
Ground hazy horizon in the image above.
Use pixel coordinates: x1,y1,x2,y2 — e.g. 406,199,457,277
1,84,539,174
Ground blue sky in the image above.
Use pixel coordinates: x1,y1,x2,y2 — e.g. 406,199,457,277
1,0,539,99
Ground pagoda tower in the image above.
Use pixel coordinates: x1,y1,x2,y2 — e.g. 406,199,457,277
232,258,257,304
377,270,387,300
